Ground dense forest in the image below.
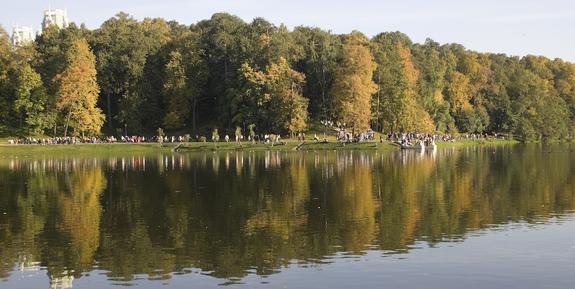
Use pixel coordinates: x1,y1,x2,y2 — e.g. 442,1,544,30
1,12,574,140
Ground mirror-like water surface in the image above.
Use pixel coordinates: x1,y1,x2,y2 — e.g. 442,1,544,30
1,145,575,289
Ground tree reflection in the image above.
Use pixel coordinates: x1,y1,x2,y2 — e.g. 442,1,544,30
0,145,574,286
0,159,106,288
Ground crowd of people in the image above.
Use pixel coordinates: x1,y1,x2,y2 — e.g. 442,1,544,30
335,129,376,142
7,135,162,145
6,133,284,145
386,132,502,143
6,130,505,146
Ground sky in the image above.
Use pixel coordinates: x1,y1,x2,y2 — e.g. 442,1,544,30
1,0,574,61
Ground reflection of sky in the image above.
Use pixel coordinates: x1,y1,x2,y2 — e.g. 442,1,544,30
1,0,575,61
1,147,574,288
4,217,575,289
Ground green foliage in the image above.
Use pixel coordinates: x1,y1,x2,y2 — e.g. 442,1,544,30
455,108,488,134
162,51,187,129
508,68,570,140
331,32,377,132
14,64,54,135
292,27,340,119
0,27,13,134
197,13,246,128
1,14,574,141
55,38,104,137
237,57,308,134
92,13,171,133
35,24,90,95
161,29,207,132
371,33,434,133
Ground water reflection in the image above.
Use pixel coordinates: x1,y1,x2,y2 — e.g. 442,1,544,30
0,145,574,288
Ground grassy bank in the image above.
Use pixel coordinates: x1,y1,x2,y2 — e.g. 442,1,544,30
0,138,521,158
0,143,176,158
175,141,399,152
435,138,520,148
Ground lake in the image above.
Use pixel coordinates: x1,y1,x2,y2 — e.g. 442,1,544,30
1,144,574,289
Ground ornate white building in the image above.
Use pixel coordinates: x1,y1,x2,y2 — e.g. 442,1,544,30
42,8,69,30
11,25,34,46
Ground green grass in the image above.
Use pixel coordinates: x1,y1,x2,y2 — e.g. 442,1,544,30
0,143,176,158
0,137,14,144
177,142,289,151
0,137,521,158
435,138,520,148
174,140,400,152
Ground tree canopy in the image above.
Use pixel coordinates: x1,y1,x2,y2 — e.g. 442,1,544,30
331,32,377,132
1,13,574,141
55,38,104,136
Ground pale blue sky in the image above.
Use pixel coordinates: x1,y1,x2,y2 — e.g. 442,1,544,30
2,0,574,61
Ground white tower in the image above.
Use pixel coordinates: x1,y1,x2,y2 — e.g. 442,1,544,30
11,25,34,46
42,7,69,30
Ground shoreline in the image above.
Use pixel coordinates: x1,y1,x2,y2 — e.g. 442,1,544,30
0,139,521,157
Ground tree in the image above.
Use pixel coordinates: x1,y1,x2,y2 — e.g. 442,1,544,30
239,57,308,135
292,27,340,119
548,59,575,138
13,64,54,135
482,54,516,133
509,68,569,140
161,29,207,132
55,38,104,137
2,13,575,141
0,26,15,134
163,51,188,129
197,13,247,128
370,32,434,133
412,39,455,132
92,13,170,133
331,32,377,132
447,72,472,114
35,24,90,95
455,108,489,134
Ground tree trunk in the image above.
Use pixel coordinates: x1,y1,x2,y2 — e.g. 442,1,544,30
321,66,326,118
192,97,197,133
63,113,71,137
107,94,112,130
376,73,381,132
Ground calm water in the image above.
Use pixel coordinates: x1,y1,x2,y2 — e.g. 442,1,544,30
1,145,575,289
